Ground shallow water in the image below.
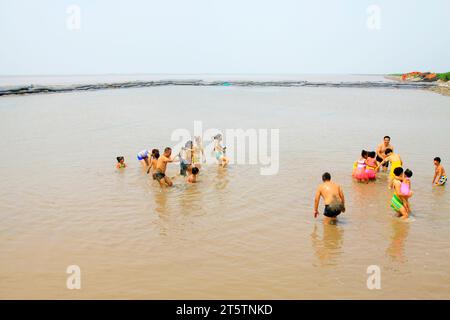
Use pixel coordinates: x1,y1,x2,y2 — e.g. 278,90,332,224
0,78,449,299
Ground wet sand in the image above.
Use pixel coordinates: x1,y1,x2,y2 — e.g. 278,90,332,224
385,75,450,97
0,80,449,299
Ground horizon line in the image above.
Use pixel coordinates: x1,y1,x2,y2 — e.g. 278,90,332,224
0,72,391,77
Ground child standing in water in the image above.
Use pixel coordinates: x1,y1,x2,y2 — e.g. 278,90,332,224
390,167,409,219
365,151,378,180
213,134,229,168
116,156,126,169
433,157,447,186
187,167,199,183
400,169,413,213
353,150,368,182
146,149,160,179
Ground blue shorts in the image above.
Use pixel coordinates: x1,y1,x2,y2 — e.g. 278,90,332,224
180,160,190,176
137,154,148,161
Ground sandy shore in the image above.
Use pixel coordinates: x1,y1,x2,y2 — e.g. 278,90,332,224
428,81,450,97
386,75,450,97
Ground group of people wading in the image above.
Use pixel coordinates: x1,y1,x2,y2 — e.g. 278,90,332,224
314,136,447,222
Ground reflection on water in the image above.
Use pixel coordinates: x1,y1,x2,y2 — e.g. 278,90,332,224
386,219,410,263
154,188,169,216
311,223,344,267
214,167,230,191
178,184,205,216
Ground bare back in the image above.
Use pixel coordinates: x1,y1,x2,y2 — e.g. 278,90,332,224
437,164,446,176
318,181,343,205
150,159,158,173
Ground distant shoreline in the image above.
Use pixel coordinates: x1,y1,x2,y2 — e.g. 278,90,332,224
0,77,439,97
385,75,450,97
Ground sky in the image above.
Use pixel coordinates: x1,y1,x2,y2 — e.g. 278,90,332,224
0,0,449,75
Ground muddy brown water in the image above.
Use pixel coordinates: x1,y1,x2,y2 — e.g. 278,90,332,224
1,78,449,298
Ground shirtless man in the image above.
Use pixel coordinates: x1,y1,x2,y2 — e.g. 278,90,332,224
314,172,346,223
376,136,394,172
433,157,447,186
155,147,178,187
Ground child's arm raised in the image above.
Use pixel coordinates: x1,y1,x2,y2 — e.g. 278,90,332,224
171,154,181,162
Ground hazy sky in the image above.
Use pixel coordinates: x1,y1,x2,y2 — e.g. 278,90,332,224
1,0,449,75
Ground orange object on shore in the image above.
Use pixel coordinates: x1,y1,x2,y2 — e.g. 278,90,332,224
402,71,421,81
401,71,437,82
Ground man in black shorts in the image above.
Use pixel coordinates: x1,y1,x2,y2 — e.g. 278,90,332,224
376,136,394,172
314,172,346,223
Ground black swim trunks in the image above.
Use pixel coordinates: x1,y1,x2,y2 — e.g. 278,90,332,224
180,161,190,176
376,155,389,167
324,205,343,218
155,171,166,181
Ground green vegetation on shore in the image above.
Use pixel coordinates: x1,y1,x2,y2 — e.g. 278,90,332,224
437,72,450,81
